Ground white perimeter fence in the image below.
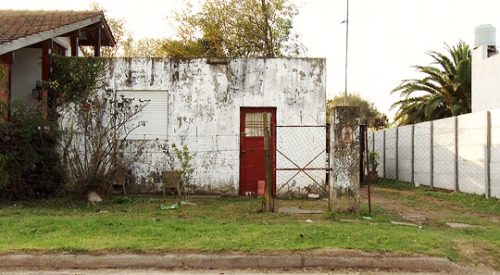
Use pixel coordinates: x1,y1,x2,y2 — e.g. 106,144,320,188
368,110,500,199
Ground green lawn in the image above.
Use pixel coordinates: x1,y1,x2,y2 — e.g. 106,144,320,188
0,182,499,269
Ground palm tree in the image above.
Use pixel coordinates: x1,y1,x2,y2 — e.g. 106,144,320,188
391,41,471,125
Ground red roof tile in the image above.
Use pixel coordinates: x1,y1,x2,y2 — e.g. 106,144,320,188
0,10,106,45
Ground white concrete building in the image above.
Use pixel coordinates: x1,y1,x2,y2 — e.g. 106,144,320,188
472,24,500,113
103,58,327,196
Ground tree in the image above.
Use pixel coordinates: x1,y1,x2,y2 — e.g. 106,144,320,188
163,0,305,58
82,2,132,57
391,41,471,126
50,56,147,195
161,39,212,58
327,93,388,130
123,37,169,58
60,89,147,195
86,2,167,58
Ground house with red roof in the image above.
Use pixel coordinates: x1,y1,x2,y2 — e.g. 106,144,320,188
0,10,115,120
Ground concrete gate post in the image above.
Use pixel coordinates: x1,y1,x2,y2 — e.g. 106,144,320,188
329,106,360,213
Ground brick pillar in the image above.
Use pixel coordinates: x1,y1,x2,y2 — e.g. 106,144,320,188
329,106,361,213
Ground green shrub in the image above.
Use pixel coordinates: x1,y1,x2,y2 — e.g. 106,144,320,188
0,100,64,199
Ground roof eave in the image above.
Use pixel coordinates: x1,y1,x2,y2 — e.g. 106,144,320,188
101,17,116,47
0,15,107,56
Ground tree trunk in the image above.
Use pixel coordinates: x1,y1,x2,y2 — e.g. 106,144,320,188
261,0,274,58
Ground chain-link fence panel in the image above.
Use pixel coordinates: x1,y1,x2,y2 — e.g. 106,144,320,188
276,125,328,198
370,111,500,198
397,125,413,183
414,121,432,187
372,130,385,177
490,109,500,199
457,112,486,195
432,117,457,190
384,128,397,179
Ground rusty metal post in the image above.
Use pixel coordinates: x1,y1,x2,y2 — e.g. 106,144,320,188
41,40,50,121
0,53,13,121
326,123,331,211
364,122,371,216
263,113,274,212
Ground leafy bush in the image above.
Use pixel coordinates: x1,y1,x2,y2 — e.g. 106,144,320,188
59,89,147,195
368,151,379,172
0,100,64,199
49,56,147,196
48,56,104,103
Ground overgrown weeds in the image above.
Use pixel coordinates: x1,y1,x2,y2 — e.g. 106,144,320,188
373,178,500,215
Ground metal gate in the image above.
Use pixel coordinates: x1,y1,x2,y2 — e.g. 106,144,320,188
275,125,330,197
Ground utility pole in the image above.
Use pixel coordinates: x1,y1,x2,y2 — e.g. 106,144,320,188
344,0,349,106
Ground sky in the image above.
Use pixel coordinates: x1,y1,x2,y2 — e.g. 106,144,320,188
4,0,500,122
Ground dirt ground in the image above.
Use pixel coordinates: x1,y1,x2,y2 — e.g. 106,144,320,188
363,186,500,224
362,186,500,270
276,185,500,225
275,184,500,272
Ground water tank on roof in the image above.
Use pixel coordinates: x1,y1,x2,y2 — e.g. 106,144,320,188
474,24,496,48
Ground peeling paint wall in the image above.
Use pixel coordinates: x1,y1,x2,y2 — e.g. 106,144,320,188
102,58,326,195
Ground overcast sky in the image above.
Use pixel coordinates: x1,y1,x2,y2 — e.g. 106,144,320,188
4,0,500,121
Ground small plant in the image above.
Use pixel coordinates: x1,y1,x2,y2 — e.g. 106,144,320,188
368,151,379,172
168,143,195,201
366,151,380,183
111,196,134,204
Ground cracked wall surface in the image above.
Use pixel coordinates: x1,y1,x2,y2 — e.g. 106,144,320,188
101,58,326,195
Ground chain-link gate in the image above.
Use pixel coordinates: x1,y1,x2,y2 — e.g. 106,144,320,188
275,125,330,198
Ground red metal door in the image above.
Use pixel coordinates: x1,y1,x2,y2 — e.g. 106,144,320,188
239,108,276,196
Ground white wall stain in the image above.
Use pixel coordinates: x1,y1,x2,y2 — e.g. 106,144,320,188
100,58,326,195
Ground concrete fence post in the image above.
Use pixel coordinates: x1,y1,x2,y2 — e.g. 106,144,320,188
430,121,434,188
485,111,491,199
396,127,399,181
411,124,415,184
329,106,360,213
454,116,459,192
383,130,386,178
